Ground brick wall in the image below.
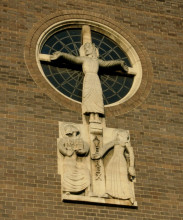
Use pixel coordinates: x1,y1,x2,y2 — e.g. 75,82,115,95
0,0,183,219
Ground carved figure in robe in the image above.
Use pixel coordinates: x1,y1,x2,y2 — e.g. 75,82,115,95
105,130,135,203
91,129,136,203
39,26,136,124
58,124,90,194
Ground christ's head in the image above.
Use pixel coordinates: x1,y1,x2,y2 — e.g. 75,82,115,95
80,42,99,58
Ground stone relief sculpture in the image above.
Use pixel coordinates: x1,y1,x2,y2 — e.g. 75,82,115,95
104,130,136,203
57,124,90,195
91,129,136,203
39,25,137,206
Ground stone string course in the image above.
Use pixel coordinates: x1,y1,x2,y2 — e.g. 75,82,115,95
0,0,183,220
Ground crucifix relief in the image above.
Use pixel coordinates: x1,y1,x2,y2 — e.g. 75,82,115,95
39,25,137,206
39,25,136,125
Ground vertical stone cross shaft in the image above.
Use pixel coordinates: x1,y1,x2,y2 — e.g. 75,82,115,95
82,25,92,45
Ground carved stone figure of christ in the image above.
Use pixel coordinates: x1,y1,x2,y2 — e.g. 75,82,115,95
39,25,136,123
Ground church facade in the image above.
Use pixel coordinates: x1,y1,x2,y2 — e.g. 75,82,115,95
1,1,183,219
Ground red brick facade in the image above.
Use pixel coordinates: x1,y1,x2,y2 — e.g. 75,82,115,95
1,1,183,219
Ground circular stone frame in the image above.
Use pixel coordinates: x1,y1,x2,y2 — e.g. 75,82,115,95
24,10,153,117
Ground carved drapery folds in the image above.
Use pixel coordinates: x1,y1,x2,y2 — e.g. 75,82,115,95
57,124,90,194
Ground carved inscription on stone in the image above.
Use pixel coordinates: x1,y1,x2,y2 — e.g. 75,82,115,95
93,137,102,181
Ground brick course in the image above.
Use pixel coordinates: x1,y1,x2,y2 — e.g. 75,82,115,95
0,0,183,219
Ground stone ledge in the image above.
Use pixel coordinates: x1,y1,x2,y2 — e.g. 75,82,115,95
62,194,138,207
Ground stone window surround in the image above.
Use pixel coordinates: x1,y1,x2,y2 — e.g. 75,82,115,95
24,10,153,116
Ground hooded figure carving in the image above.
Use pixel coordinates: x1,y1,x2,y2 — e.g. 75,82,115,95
58,125,90,194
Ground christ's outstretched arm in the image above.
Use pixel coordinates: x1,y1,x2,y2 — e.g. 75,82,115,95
98,59,136,75
39,51,84,65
